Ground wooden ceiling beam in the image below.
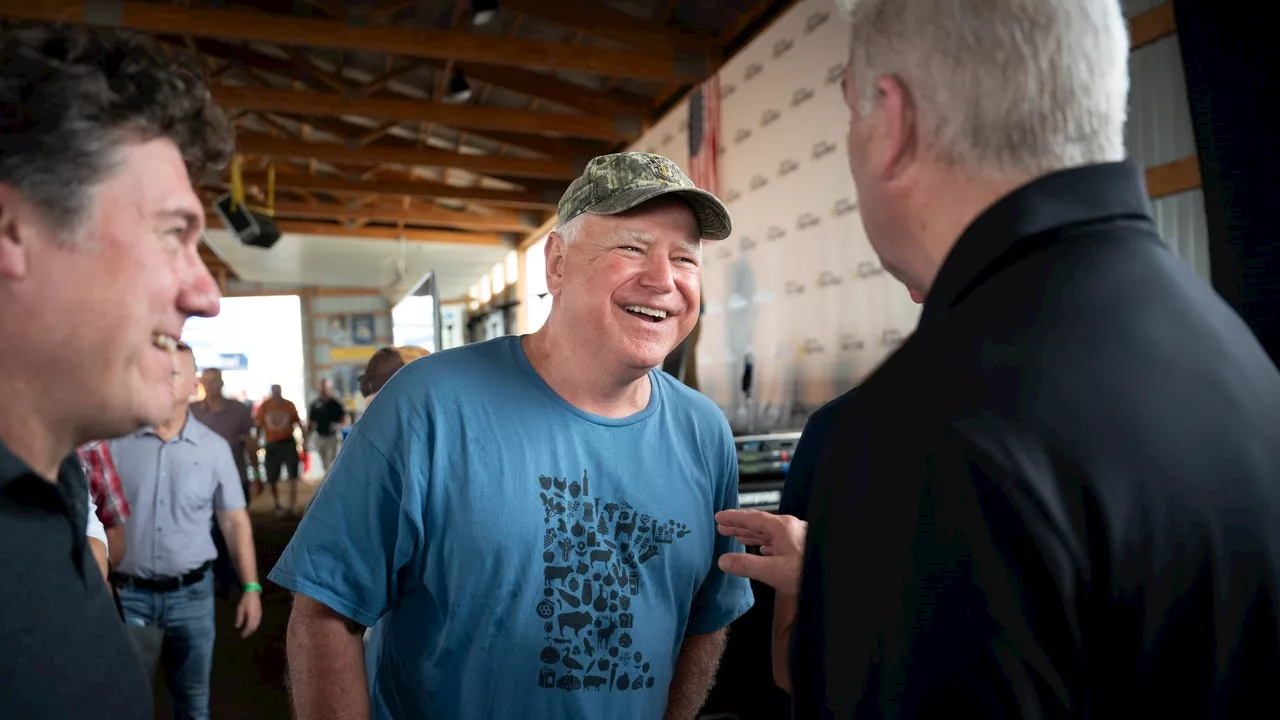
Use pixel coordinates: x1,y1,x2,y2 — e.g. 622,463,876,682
235,133,580,180
227,172,559,210
13,2,704,81
211,84,638,142
367,0,416,24
451,60,651,117
255,112,607,176
1129,2,1176,50
354,61,421,98
268,199,536,232
207,216,510,245
498,0,712,52
184,40,636,153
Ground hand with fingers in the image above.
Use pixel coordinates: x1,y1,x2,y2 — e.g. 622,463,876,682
715,509,807,597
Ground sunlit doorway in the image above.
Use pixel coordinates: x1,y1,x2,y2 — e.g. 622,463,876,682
182,295,307,422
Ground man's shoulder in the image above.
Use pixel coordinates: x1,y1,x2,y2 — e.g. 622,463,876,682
187,416,233,452
388,337,518,389
652,371,732,442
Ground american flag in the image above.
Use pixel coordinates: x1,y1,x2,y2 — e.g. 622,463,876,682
687,74,721,195
663,73,721,390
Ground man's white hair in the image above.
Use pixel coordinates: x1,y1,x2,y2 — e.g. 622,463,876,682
835,0,1130,176
553,213,589,244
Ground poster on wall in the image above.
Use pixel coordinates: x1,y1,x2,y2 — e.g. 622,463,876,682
327,316,351,346
327,313,379,362
351,314,375,346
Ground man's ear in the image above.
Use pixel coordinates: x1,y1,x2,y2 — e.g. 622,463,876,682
876,74,918,182
545,231,567,296
0,185,37,280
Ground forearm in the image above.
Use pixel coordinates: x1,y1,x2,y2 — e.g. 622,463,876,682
664,629,727,720
88,537,109,583
288,595,371,720
771,593,798,692
218,511,259,586
106,525,127,570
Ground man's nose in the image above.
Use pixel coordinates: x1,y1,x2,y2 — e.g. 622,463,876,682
638,253,676,291
180,249,222,319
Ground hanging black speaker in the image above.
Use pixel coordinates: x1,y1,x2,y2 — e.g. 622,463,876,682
212,193,282,249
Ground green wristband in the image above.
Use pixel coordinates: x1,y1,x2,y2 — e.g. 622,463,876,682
243,582,263,593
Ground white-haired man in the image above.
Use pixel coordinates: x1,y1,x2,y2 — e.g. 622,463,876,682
271,152,753,720
715,0,1280,716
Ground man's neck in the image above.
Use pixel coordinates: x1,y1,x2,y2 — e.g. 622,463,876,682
153,405,189,442
0,358,74,481
906,167,1039,295
522,324,651,419
203,394,225,412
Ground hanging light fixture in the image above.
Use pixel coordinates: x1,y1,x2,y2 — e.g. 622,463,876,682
443,69,473,103
471,0,498,26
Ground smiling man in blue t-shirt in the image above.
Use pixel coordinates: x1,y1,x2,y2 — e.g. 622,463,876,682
270,152,753,720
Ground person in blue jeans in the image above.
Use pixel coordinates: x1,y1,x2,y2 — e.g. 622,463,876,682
271,152,753,720
111,343,262,720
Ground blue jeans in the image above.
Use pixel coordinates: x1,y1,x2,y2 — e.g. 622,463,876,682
119,572,216,720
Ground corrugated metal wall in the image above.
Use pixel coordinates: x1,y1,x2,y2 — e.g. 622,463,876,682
1123,1,1211,282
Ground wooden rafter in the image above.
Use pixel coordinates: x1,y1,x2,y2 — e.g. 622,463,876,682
211,84,639,141
229,172,558,210
206,216,510,245
499,0,712,52
267,199,536,232
1129,3,1176,50
234,133,581,180
14,1,706,81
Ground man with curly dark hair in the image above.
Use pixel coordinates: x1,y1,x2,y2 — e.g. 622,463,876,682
0,23,233,719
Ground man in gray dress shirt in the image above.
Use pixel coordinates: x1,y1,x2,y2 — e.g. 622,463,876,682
109,343,262,720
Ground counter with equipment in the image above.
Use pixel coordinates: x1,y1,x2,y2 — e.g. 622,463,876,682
734,431,801,513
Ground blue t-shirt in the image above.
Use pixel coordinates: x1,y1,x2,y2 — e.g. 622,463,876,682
269,336,753,719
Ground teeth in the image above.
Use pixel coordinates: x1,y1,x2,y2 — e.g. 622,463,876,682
624,305,668,319
152,333,177,352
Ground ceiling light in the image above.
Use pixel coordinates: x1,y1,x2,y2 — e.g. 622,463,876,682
444,69,473,104
471,0,498,25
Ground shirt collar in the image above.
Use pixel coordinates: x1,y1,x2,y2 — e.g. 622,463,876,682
135,411,202,446
918,161,1154,330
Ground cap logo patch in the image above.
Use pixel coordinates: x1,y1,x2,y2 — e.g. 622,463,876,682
645,154,680,184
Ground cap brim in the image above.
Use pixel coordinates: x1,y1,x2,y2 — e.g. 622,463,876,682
583,185,732,241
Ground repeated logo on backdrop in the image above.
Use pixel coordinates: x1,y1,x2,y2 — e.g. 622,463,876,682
626,0,918,422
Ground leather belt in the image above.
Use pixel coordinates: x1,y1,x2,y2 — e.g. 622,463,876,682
112,560,213,592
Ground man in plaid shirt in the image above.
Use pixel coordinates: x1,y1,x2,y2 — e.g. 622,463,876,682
77,440,130,571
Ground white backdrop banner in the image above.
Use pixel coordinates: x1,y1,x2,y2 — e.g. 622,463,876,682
628,0,920,433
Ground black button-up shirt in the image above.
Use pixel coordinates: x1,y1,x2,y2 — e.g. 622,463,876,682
793,162,1280,718
0,437,152,718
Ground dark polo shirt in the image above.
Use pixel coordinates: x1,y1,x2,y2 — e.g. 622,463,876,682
792,162,1280,718
0,438,152,719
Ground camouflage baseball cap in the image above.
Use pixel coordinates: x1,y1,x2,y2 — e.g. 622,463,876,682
557,152,732,241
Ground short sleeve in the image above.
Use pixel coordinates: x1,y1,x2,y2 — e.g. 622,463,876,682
212,438,247,512
267,424,423,628
85,488,108,548
686,419,755,635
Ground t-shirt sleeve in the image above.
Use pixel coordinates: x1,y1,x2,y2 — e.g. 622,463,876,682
685,419,755,635
213,439,247,512
267,423,424,628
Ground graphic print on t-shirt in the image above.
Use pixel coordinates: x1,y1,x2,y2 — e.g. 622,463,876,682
537,470,691,693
